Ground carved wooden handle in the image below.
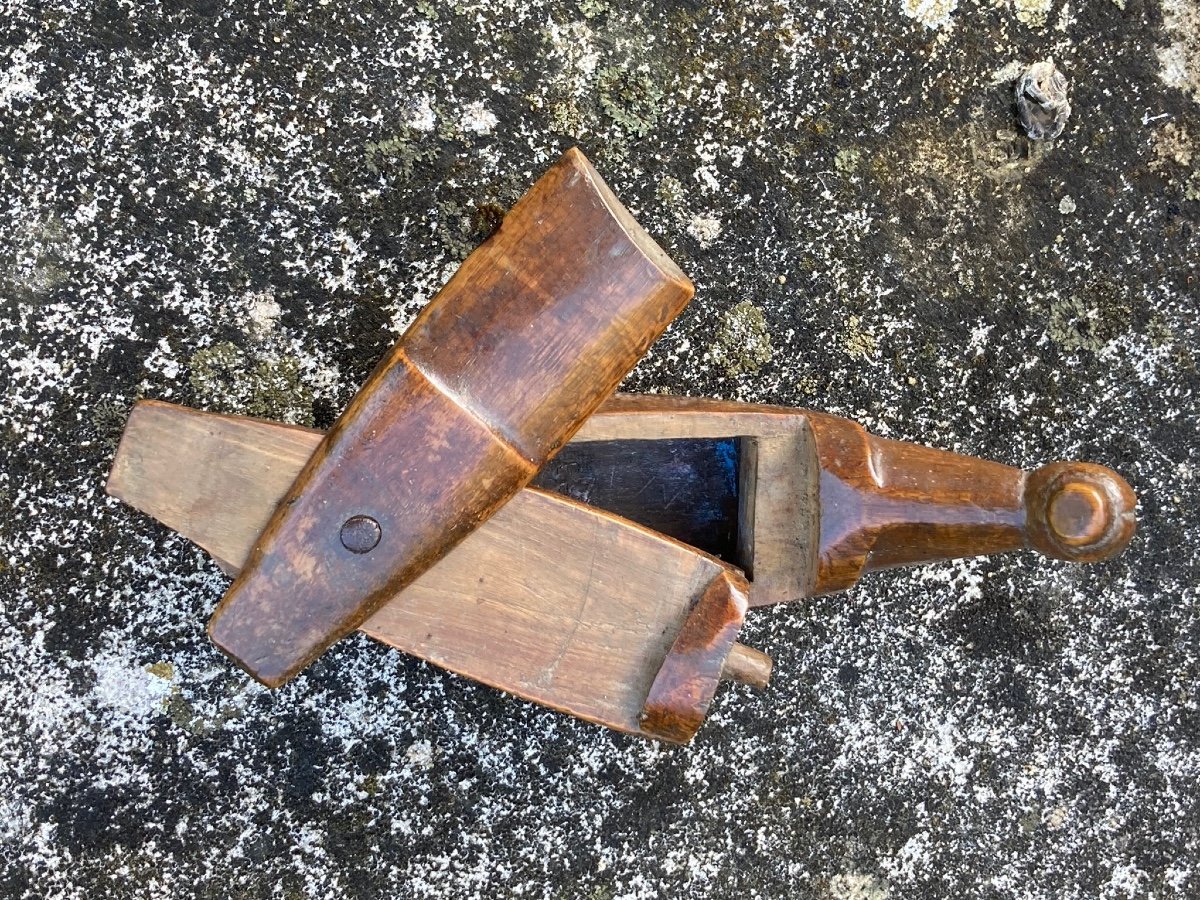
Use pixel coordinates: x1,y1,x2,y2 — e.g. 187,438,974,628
640,570,754,743
807,413,1137,595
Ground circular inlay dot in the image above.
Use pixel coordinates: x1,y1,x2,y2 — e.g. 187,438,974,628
340,515,381,553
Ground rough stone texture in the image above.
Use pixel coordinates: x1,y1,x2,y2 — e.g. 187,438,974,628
1,1,1197,898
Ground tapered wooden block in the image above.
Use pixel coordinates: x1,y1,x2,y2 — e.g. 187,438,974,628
107,394,1135,740
209,148,694,688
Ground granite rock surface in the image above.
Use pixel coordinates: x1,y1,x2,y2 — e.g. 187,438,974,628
1,1,1198,897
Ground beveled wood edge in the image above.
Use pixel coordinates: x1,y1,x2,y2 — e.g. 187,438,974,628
577,393,807,441
108,400,771,741
638,568,751,744
565,148,692,291
576,395,820,607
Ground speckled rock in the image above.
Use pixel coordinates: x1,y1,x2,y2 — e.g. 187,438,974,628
1,1,1197,898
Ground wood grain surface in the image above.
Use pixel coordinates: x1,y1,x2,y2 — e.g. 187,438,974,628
573,394,1136,602
639,570,750,743
108,396,1136,736
109,401,761,743
209,147,694,687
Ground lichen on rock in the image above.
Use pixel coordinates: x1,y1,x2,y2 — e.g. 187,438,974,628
712,300,773,376
1045,279,1133,354
189,342,316,426
597,63,666,137
900,0,958,31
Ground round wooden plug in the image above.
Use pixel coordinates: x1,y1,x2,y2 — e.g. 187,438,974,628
1024,462,1137,563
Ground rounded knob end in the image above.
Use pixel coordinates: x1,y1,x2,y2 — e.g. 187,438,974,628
1025,462,1137,563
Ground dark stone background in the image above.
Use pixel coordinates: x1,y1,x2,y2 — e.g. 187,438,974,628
1,1,1197,897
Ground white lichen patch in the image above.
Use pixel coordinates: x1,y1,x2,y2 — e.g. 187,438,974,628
405,739,436,771
459,100,498,135
246,292,283,335
1159,0,1200,103
0,37,42,109
1011,0,1053,28
991,59,1030,85
686,213,722,248
1152,121,1194,169
407,94,438,132
830,871,891,899
91,652,174,727
901,0,958,30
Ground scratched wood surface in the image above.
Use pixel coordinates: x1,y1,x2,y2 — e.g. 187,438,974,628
209,147,695,687
108,393,1135,737
108,401,766,743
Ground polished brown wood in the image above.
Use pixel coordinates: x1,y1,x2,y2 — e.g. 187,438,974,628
803,413,1138,591
639,570,750,743
210,147,694,688
108,401,764,743
721,643,773,688
568,395,1137,602
108,396,1135,737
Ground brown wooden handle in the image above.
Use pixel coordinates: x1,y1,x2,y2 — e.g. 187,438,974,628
808,413,1137,594
639,570,751,744
721,643,772,689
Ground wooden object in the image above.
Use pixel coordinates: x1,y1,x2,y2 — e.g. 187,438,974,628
640,574,751,743
107,394,1134,736
108,402,768,743
571,395,1136,604
109,397,1138,606
210,148,693,688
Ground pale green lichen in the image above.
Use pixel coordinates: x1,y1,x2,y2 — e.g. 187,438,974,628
145,661,174,681
433,198,508,260
1046,280,1132,354
714,300,773,376
364,127,437,177
656,175,687,213
6,213,69,299
794,372,820,398
900,0,958,30
164,686,247,737
834,147,862,175
579,0,610,18
1149,123,1200,200
1151,122,1193,170
535,20,600,138
1012,0,1052,28
829,871,890,900
843,315,879,361
535,15,672,156
189,342,315,426
90,399,132,450
597,63,665,138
